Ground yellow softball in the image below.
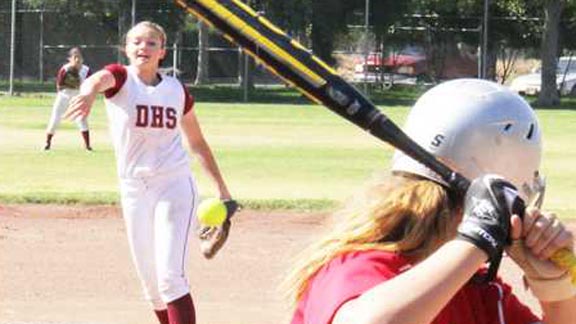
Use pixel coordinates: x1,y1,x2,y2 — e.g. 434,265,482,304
197,198,227,226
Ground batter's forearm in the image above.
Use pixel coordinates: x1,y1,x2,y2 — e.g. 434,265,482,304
333,241,486,324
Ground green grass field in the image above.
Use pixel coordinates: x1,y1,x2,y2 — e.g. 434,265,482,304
1,92,575,216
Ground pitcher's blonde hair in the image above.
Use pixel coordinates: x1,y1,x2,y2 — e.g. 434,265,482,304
284,173,461,303
125,21,167,48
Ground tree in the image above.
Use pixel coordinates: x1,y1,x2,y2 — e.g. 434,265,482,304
258,0,312,43
560,1,576,52
537,0,564,106
194,21,210,85
237,0,314,89
310,0,350,65
401,1,480,81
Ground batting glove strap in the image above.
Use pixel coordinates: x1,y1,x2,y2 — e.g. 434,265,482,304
457,222,506,262
456,175,516,264
524,273,576,302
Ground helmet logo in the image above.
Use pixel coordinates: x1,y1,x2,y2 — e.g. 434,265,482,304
431,134,445,147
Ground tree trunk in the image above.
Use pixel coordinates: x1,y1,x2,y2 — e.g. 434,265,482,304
238,51,255,91
310,0,341,66
537,0,564,106
194,21,210,85
486,43,498,81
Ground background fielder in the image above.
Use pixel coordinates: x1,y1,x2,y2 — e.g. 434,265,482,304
44,47,92,151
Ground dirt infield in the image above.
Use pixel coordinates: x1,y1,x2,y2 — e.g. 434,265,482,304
0,204,569,324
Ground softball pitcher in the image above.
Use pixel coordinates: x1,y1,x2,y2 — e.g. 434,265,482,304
64,21,237,324
286,79,576,324
44,47,92,151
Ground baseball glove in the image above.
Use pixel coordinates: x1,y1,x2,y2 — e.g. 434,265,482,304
61,66,81,89
199,199,241,259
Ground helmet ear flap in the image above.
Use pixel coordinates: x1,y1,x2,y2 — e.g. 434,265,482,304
391,78,542,194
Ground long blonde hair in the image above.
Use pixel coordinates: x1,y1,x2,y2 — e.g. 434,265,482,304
284,173,460,303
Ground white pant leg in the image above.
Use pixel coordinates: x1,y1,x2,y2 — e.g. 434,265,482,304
154,175,198,303
75,116,89,132
46,91,72,134
120,179,166,310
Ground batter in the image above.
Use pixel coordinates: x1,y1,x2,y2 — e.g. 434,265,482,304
286,79,576,324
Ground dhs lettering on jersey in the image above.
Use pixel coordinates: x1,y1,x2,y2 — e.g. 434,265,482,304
135,105,177,129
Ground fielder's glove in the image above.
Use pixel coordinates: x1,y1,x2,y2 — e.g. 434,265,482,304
199,199,241,259
60,67,81,89
457,175,522,281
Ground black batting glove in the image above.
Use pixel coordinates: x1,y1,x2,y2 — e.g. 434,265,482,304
457,175,522,263
223,199,241,219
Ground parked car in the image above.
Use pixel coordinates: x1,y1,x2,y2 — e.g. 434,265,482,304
509,56,576,96
352,46,477,87
353,48,427,86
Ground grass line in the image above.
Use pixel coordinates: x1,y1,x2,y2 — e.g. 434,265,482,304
0,192,340,212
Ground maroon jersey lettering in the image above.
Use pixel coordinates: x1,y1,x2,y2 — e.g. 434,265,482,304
135,105,149,127
135,105,178,128
150,106,164,128
165,107,177,129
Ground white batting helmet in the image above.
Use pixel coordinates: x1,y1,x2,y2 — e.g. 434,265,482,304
391,78,543,201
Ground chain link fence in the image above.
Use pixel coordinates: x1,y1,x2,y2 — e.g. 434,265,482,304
1,1,494,94
0,1,282,93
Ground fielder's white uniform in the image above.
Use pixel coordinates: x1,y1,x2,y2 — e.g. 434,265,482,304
103,64,198,310
46,64,91,133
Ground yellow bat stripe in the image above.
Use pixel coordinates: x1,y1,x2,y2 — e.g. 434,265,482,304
197,0,326,87
227,2,325,77
230,0,288,38
232,0,259,17
313,56,338,75
285,39,337,75
175,0,216,29
290,40,308,52
550,249,576,284
257,16,288,37
176,0,320,103
240,49,322,105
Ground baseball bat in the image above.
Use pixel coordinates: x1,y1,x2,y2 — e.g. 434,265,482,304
173,0,576,283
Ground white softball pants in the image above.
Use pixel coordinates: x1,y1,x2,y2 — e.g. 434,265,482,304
119,173,199,310
46,89,89,134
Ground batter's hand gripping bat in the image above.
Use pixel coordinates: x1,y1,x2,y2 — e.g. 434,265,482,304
174,0,576,282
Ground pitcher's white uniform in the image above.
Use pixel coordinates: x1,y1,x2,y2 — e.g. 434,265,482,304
103,63,198,309
46,64,91,133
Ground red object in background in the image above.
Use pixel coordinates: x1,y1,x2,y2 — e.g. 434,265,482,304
360,52,427,76
357,50,476,79
384,53,427,75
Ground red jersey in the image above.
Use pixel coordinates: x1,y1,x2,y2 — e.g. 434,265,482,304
291,250,539,324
